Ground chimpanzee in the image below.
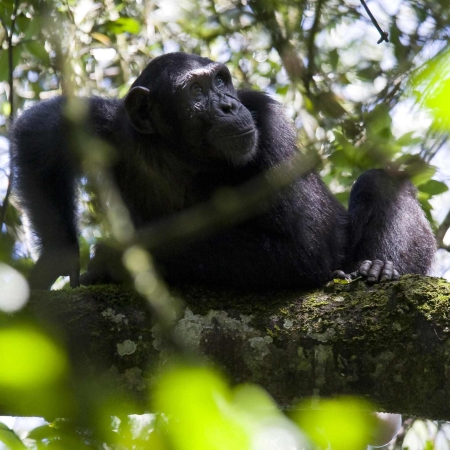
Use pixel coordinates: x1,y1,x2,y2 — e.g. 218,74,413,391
9,52,436,290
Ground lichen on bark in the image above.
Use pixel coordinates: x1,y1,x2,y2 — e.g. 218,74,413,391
10,275,450,420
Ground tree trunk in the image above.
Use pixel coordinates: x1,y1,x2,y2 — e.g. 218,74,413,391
14,275,450,420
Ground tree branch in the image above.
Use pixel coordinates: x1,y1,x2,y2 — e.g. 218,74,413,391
0,177,12,230
437,209,450,248
248,0,347,118
248,0,306,84
7,0,19,122
359,0,389,44
305,0,325,93
11,275,450,421
0,0,19,230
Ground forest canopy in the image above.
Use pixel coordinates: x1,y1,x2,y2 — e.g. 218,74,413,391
0,0,450,448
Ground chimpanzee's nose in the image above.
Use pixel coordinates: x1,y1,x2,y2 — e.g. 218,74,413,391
218,96,240,115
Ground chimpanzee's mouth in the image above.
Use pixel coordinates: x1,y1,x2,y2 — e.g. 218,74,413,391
228,128,255,138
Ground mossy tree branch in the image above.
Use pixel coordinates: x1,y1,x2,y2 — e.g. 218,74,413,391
12,275,450,420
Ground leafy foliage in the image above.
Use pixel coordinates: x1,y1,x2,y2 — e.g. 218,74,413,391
0,0,450,447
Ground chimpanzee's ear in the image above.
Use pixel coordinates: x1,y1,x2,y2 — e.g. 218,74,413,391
124,86,156,134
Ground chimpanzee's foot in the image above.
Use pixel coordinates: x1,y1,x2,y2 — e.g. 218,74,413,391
29,249,80,290
358,260,400,283
331,260,400,284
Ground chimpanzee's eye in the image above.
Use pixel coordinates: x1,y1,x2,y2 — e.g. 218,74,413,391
190,82,203,95
216,75,225,88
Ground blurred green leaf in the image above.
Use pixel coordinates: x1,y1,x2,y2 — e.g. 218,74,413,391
329,149,351,167
292,397,376,450
418,195,433,223
4,201,22,231
412,48,450,131
15,15,30,33
105,18,140,35
153,365,250,450
276,85,289,96
0,3,14,25
334,191,350,206
409,163,435,187
91,32,111,46
357,66,378,81
328,49,339,70
0,231,15,263
0,325,67,388
0,48,20,82
396,131,422,147
23,17,43,40
312,91,347,118
0,323,73,417
232,384,279,419
365,104,392,139
27,424,57,440
0,423,26,450
333,132,358,161
419,179,449,196
27,420,94,449
23,41,50,65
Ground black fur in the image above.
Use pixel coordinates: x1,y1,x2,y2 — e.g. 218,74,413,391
9,52,436,289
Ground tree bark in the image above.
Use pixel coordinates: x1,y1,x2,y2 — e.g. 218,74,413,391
15,275,450,420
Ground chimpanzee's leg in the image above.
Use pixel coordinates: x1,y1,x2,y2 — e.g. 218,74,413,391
337,169,435,282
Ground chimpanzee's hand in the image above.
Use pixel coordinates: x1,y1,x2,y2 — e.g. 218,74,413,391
79,244,129,286
331,260,400,284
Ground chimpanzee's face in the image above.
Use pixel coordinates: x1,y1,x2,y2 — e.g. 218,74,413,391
124,53,258,166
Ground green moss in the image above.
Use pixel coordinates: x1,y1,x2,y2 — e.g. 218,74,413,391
28,275,450,351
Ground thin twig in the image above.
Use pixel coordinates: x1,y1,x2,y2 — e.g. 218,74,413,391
421,134,448,163
1,0,19,230
305,0,324,92
360,0,389,44
8,0,19,122
135,152,320,251
0,180,12,230
437,209,450,248
0,17,7,37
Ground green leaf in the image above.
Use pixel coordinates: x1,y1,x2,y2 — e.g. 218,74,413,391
396,131,422,147
334,191,350,206
0,230,15,261
23,41,50,65
0,423,26,450
153,365,250,450
106,18,140,35
365,104,392,137
411,48,450,131
333,278,351,284
275,85,288,96
23,17,42,40
0,48,20,82
394,154,436,186
0,4,14,25
232,384,279,419
15,14,30,33
329,149,351,167
419,179,449,196
357,66,378,81
27,424,59,441
411,167,436,187
329,48,339,70
293,396,376,450
0,326,68,388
